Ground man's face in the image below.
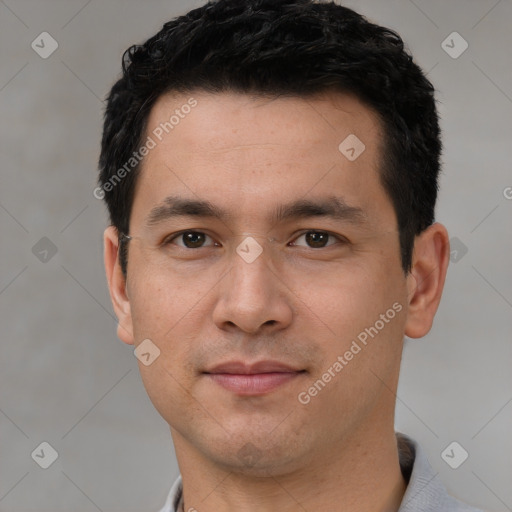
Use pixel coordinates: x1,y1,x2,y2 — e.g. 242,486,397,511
115,91,411,474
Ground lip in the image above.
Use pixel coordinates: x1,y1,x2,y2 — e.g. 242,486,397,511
205,360,302,374
203,360,305,395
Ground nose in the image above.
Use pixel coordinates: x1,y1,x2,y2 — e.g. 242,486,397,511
212,246,293,335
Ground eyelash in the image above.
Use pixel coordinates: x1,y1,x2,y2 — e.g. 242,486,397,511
162,230,348,249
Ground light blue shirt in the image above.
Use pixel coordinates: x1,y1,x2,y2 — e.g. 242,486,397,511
158,433,483,511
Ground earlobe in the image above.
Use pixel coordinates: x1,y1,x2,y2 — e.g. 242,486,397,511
404,223,450,339
103,225,135,345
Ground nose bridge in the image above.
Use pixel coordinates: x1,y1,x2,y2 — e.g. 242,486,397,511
228,238,275,299
213,237,292,333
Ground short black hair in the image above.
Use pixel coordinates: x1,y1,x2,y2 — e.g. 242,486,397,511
98,0,441,276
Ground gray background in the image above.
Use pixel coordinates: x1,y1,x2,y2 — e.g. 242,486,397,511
0,0,511,510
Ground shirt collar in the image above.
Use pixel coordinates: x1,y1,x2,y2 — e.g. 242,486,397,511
396,433,481,511
158,433,481,512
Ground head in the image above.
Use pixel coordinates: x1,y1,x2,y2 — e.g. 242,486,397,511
100,0,449,475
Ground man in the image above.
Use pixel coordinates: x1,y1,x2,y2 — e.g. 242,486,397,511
98,1,483,510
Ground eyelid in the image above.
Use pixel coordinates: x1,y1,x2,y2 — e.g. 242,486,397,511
289,230,349,247
162,229,348,248
164,230,219,247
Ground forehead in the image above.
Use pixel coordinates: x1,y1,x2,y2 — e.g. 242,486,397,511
130,90,393,231
147,90,381,152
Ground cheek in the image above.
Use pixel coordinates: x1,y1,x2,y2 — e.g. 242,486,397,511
293,265,406,416
288,259,399,329
128,268,210,339
137,357,201,430
290,258,407,386
128,271,209,422
127,267,219,395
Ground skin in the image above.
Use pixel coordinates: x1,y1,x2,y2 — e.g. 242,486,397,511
104,91,449,512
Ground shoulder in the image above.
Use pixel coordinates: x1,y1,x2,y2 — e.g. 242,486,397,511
396,433,485,512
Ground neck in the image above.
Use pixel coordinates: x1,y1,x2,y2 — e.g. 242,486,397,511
171,422,406,512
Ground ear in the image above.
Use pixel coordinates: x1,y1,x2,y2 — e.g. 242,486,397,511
103,225,135,345
404,222,450,339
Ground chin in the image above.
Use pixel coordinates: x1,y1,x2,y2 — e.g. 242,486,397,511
203,431,310,478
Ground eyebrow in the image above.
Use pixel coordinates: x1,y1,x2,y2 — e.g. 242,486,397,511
144,195,367,228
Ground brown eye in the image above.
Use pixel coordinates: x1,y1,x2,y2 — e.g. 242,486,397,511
305,232,330,248
182,232,206,248
292,231,339,248
167,231,216,249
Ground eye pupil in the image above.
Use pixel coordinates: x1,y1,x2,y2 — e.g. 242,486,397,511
183,232,205,248
306,232,328,248
176,231,332,249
